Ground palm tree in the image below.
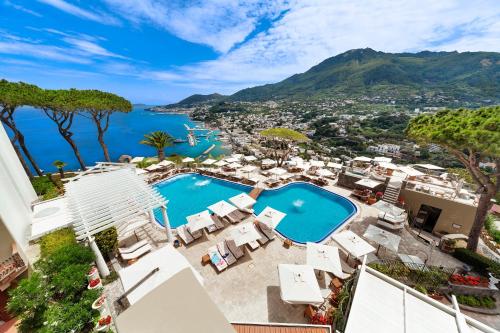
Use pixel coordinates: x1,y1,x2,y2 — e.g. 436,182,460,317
140,131,173,161
52,160,67,179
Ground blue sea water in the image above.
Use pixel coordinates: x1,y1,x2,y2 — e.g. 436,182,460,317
4,106,228,172
154,174,357,243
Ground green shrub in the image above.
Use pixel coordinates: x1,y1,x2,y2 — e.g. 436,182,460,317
414,285,427,295
37,243,94,274
39,228,76,257
7,273,51,333
95,227,118,259
31,175,55,196
457,295,496,309
453,248,500,278
40,289,101,333
485,214,500,244
50,264,89,301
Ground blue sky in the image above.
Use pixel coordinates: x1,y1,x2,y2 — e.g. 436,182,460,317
0,0,499,104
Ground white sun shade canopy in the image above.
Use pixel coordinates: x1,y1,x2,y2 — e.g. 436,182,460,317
243,155,257,162
269,167,287,176
145,164,162,171
378,162,398,170
355,178,382,189
208,200,238,217
118,245,203,305
363,225,401,253
415,163,445,170
65,168,166,240
186,210,214,232
224,157,240,163
157,160,174,167
214,160,227,167
344,261,497,333
240,165,257,173
398,166,425,177
229,193,256,209
202,158,217,165
306,242,348,279
261,158,277,166
227,162,243,169
256,206,286,228
354,156,372,162
332,230,375,259
316,168,334,177
182,157,195,163
278,264,323,305
310,160,325,167
230,222,262,247
373,156,392,163
327,162,343,169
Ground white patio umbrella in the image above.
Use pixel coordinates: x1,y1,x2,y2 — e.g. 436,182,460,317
306,242,349,279
202,158,216,166
182,157,195,163
130,156,145,163
363,224,401,254
230,222,261,247
135,168,147,175
214,160,227,167
373,156,392,163
378,162,398,170
229,193,256,210
269,167,287,179
208,200,237,217
243,155,257,162
316,168,334,177
332,230,375,260
261,158,277,166
278,264,323,305
310,160,325,167
186,210,214,232
355,178,382,189
225,157,239,163
256,206,286,228
227,162,243,169
327,162,343,170
240,165,257,177
145,164,162,171
157,160,174,167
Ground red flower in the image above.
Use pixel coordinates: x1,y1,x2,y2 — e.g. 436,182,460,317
89,278,101,288
98,315,112,326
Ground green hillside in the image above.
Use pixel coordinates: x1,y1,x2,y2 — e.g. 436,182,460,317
230,48,500,102
165,93,226,108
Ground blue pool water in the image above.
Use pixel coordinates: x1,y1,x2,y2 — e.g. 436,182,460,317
154,174,251,228
154,174,357,243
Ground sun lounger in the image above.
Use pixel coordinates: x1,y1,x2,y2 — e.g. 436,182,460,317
177,225,195,244
247,240,260,251
377,219,404,231
120,243,152,261
256,221,275,240
208,246,228,272
217,241,237,266
226,239,244,259
190,228,203,239
118,240,149,255
206,215,225,233
255,227,270,245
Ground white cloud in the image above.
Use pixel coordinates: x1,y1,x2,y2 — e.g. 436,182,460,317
62,37,127,59
4,0,43,17
139,0,500,94
38,0,120,25
0,40,91,64
102,0,289,53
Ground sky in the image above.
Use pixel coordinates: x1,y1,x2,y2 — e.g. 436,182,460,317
0,0,499,104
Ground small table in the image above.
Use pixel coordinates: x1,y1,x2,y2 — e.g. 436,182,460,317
201,254,211,265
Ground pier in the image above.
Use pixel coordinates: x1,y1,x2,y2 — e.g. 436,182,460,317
202,144,216,155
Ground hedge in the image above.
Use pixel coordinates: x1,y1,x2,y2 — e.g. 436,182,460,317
453,248,500,278
39,227,76,257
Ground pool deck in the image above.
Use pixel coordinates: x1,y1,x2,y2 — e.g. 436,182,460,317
106,181,500,330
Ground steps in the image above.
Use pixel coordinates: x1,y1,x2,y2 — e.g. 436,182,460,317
383,185,401,204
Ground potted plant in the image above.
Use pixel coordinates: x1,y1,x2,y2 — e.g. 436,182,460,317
92,294,107,311
88,277,103,290
95,315,112,331
375,192,384,201
88,266,99,281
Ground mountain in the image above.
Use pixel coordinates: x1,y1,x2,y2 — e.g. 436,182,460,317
163,93,226,108
230,48,500,102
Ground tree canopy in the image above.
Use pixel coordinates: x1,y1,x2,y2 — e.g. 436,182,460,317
260,128,309,142
140,130,174,161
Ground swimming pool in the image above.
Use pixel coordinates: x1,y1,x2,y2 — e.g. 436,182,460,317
154,173,357,244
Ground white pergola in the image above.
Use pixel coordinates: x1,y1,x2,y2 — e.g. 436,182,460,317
65,166,171,276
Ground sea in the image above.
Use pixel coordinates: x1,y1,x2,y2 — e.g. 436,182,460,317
4,105,229,172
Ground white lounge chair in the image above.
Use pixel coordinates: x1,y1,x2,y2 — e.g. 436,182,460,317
118,240,148,255
120,243,152,261
225,239,244,259
206,215,225,233
177,225,194,245
208,246,228,272
217,242,237,266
